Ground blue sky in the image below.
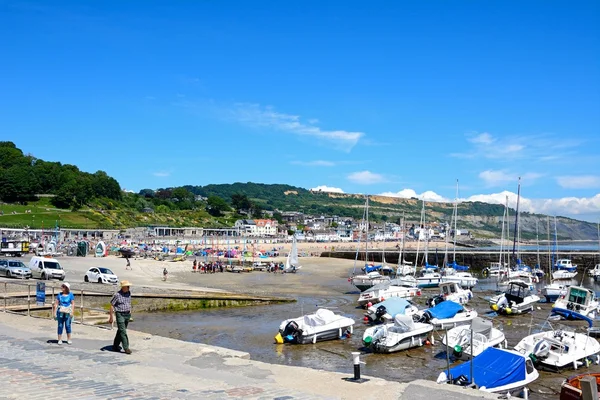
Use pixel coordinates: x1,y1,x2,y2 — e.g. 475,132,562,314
2,1,599,220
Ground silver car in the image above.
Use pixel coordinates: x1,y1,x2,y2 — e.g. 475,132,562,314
0,259,32,279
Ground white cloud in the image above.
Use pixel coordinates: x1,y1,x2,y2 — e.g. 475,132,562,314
153,171,170,177
230,103,363,151
479,170,543,187
556,175,600,189
379,189,448,202
291,160,336,167
468,132,495,145
347,170,386,184
310,185,345,193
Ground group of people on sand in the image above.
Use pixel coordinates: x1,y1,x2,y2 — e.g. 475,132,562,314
52,280,134,355
192,259,224,273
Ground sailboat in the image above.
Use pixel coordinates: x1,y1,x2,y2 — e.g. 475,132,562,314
589,222,600,281
282,235,302,273
415,201,442,288
441,181,477,289
396,215,415,276
349,196,390,291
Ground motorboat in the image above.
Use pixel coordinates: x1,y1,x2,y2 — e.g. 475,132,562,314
395,275,418,287
414,300,478,330
482,262,508,278
426,281,472,307
552,286,599,322
589,264,600,282
397,261,416,276
553,259,578,280
362,314,433,353
560,372,600,400
275,308,355,345
436,347,539,395
417,270,442,289
490,281,541,315
442,317,507,360
349,272,390,292
357,279,420,307
440,271,478,289
542,282,568,303
532,266,545,279
364,298,419,323
514,325,600,370
496,276,536,292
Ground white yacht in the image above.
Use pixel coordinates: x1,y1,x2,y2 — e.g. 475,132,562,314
357,279,420,307
414,300,478,330
364,298,419,323
490,281,541,315
349,271,390,292
551,286,599,322
441,271,478,289
427,281,472,307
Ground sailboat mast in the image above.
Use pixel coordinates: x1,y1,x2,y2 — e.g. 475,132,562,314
365,195,369,263
499,196,508,267
536,220,540,268
453,179,459,263
547,216,551,275
414,201,423,270
398,213,405,267
511,177,521,265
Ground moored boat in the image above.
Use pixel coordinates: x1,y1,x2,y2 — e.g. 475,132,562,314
350,271,390,292
357,279,420,307
426,281,472,307
414,300,478,330
551,286,599,322
542,282,568,303
490,281,541,315
364,297,419,323
560,372,600,400
275,308,355,345
442,317,507,360
440,271,478,289
362,314,433,353
436,347,539,395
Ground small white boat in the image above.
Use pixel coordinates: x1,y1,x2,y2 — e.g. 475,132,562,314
552,286,599,322
553,269,578,280
442,317,507,360
357,279,420,307
363,314,433,353
437,347,539,395
275,309,355,344
542,282,568,303
282,236,302,273
490,281,541,315
514,325,600,370
417,270,442,288
397,261,416,276
427,281,472,307
415,300,478,330
589,264,600,281
364,298,419,323
441,271,478,289
496,276,536,292
395,275,418,287
482,262,508,278
349,271,390,292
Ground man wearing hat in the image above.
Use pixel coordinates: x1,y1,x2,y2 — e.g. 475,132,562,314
108,280,133,354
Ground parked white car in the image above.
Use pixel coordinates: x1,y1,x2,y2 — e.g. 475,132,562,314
84,267,118,284
29,256,65,280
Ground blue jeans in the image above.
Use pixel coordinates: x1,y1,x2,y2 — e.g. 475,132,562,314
57,312,72,335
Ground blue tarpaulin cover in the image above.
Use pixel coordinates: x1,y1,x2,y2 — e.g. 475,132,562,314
424,263,438,270
376,298,413,318
364,264,382,273
427,301,463,319
446,347,526,389
447,261,469,271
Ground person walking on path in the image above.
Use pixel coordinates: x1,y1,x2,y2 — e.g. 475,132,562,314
52,282,74,344
125,256,131,270
108,280,133,354
163,267,168,281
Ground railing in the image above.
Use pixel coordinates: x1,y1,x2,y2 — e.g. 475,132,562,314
1,279,113,329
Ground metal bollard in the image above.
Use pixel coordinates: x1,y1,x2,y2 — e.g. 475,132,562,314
352,352,361,380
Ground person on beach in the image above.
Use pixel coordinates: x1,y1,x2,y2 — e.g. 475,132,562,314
163,267,168,281
125,256,131,269
53,282,74,344
108,280,133,354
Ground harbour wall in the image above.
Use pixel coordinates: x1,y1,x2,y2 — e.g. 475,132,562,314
322,250,600,271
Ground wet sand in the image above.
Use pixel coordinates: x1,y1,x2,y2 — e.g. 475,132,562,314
125,255,600,400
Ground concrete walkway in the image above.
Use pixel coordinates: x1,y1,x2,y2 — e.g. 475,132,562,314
0,313,498,399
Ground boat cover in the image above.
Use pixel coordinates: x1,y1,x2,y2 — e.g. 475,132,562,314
551,308,594,327
445,347,526,389
424,263,438,270
392,314,415,332
472,317,493,339
366,271,383,279
364,264,382,273
376,298,413,317
303,309,337,327
427,301,463,319
447,261,469,271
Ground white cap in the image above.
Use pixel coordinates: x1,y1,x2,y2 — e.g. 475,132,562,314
62,282,70,290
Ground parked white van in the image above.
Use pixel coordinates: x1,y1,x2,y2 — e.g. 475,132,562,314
29,256,66,280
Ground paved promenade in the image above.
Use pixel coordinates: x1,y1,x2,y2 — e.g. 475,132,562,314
0,313,498,399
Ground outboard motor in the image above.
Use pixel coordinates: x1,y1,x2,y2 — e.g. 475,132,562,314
427,295,445,308
532,339,551,361
374,305,387,322
416,311,432,323
281,321,302,343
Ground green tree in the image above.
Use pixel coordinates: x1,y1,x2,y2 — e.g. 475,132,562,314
206,195,231,217
231,193,252,213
